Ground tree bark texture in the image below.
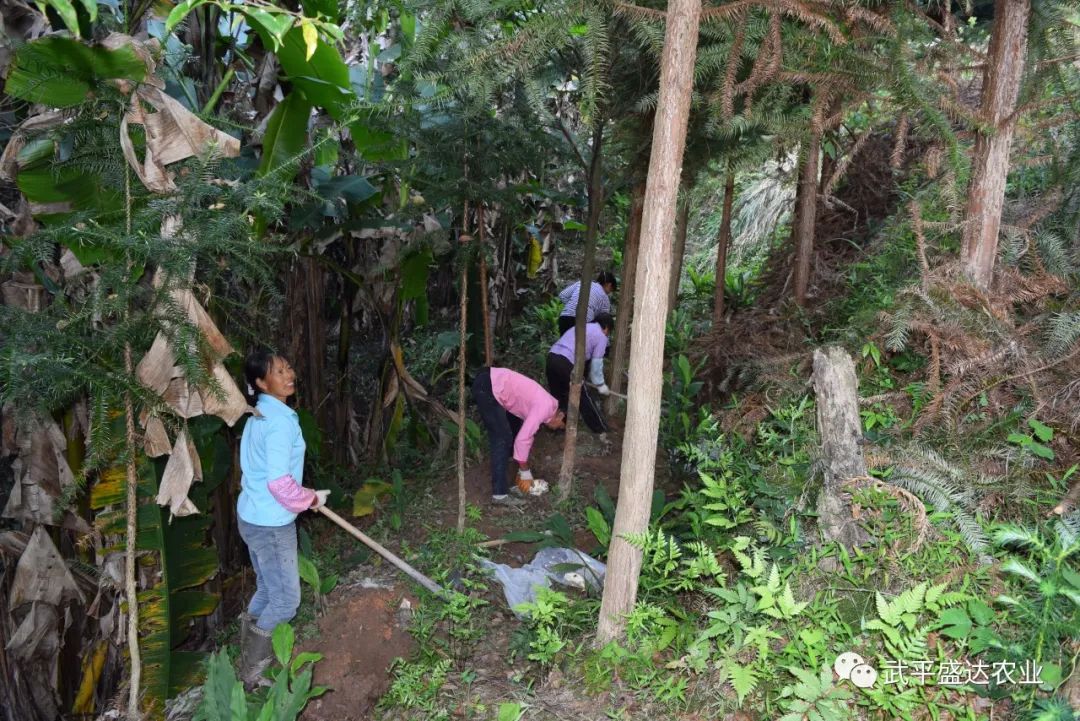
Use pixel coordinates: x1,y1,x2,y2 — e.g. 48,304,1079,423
792,121,822,306
711,164,735,325
478,206,493,365
597,0,701,645
558,123,605,498
122,165,142,720
456,262,467,531
457,212,470,532
123,346,142,720
961,0,1030,290
667,198,691,313
608,181,645,416
811,347,869,549
284,257,329,453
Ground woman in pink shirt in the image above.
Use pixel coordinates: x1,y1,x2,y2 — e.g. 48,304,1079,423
470,367,565,505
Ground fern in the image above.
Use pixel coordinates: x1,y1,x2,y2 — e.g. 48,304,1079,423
724,660,760,705
777,665,854,721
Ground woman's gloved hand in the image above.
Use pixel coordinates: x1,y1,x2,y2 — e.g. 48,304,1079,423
311,489,331,509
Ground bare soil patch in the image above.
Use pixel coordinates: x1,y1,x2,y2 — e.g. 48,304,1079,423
299,586,416,721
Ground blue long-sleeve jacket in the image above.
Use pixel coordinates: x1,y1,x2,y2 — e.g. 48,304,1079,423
237,394,309,526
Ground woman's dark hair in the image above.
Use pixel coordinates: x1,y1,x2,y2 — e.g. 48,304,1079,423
594,312,615,332
596,271,617,290
243,347,276,404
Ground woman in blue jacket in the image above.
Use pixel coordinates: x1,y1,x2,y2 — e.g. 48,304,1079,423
236,348,329,686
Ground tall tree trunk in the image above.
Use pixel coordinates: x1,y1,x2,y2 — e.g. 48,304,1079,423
961,0,1030,290
457,208,470,532
123,347,142,720
667,197,690,312
456,259,468,531
481,245,494,366
335,241,358,465
558,122,605,498
596,0,700,645
479,208,493,365
122,167,142,721
712,163,735,325
608,181,645,415
792,107,824,306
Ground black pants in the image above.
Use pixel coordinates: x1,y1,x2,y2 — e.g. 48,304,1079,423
471,368,523,496
545,353,607,434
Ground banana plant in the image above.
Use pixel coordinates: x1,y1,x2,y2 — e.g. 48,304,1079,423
89,418,232,711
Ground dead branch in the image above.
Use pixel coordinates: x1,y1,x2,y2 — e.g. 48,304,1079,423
890,114,908,169
823,126,873,197
613,1,666,21
910,200,930,293
722,16,748,120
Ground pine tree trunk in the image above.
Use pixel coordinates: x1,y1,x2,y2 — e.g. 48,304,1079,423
792,122,822,306
961,0,1030,291
558,122,605,498
479,206,493,365
712,164,735,326
608,181,645,416
596,0,700,645
457,241,469,532
667,198,690,312
811,347,869,549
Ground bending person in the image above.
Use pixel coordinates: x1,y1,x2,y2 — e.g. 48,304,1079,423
471,367,565,506
557,271,616,335
545,312,612,434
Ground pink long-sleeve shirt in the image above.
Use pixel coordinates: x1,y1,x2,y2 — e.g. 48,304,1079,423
490,367,559,464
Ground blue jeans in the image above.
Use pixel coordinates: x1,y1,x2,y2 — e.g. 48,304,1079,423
238,518,301,632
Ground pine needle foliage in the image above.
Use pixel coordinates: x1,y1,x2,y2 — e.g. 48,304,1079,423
402,0,624,126
885,446,993,561
0,97,284,471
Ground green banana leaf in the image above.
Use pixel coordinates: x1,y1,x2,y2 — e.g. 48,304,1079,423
91,420,223,712
257,92,312,181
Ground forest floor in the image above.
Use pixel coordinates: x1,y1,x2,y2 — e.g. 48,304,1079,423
292,421,667,721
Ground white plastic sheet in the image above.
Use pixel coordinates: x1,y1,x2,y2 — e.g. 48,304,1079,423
478,547,606,618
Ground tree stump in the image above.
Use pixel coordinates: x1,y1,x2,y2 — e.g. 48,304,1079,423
811,347,870,549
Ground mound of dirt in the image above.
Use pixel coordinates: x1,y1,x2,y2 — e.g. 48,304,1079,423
299,587,416,721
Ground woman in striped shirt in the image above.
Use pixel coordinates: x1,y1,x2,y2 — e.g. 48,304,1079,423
557,271,617,335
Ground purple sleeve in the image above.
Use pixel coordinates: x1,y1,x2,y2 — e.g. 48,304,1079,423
268,475,316,513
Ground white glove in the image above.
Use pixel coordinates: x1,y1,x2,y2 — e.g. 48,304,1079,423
595,383,611,396
517,468,534,481
311,490,330,509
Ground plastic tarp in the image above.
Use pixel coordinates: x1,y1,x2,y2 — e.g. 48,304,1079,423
478,547,606,617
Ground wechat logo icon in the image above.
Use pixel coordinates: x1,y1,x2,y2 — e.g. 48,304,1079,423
834,652,878,689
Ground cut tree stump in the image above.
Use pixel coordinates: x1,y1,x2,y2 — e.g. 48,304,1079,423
811,347,871,549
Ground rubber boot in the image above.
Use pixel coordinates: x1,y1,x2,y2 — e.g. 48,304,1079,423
239,611,256,649
240,624,273,690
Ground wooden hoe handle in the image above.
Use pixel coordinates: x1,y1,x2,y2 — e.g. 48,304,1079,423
316,506,450,599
